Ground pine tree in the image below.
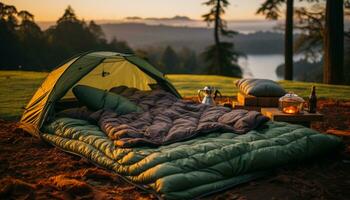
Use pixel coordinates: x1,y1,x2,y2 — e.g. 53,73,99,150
257,0,294,80
57,6,78,24
179,47,198,73
17,10,46,68
293,0,347,84
161,46,180,73
293,4,325,60
0,3,20,68
202,0,242,77
89,20,105,41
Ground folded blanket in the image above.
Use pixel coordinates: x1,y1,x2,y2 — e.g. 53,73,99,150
88,90,269,147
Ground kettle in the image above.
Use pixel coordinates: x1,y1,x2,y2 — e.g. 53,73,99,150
198,86,222,105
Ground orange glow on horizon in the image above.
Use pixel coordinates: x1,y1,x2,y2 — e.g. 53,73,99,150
2,0,268,22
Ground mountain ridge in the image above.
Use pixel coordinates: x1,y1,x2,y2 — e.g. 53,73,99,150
100,23,284,54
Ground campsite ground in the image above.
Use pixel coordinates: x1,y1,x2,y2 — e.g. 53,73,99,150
0,100,349,199
0,71,350,199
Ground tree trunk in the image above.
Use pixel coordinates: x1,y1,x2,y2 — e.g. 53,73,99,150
284,0,294,80
214,0,221,73
323,0,344,84
214,0,221,45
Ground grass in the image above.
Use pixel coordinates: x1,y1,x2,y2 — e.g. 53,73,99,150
1,71,350,120
0,71,46,120
167,74,239,97
167,74,350,100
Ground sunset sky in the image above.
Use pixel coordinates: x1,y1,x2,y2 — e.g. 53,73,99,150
3,0,275,21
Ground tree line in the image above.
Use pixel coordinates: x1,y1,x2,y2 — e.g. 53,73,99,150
1,1,349,85
0,3,205,74
136,46,202,74
0,3,132,70
257,0,350,85
200,0,350,84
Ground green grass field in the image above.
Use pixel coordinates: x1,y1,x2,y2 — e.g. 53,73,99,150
167,74,350,99
1,71,350,120
0,71,46,120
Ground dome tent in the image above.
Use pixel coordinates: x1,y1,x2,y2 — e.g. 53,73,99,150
20,51,181,137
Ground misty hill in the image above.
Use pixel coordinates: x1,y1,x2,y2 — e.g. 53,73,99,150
100,23,284,54
36,21,285,54
126,15,192,21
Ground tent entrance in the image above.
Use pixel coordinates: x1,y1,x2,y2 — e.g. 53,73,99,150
63,57,157,100
55,57,159,113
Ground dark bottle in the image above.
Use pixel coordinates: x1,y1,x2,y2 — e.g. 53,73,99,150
308,86,317,113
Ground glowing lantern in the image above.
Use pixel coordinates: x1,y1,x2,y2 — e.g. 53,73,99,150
279,93,305,114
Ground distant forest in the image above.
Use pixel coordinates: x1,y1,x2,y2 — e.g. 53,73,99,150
0,3,210,74
0,2,284,75
0,4,133,71
1,2,349,84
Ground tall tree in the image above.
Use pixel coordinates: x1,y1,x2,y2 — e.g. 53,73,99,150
17,10,47,68
0,3,20,68
46,6,102,64
57,6,78,24
179,47,199,73
202,0,242,77
344,1,350,84
161,46,180,73
257,0,294,80
294,1,350,84
285,0,294,80
108,37,133,54
89,20,105,41
323,0,344,84
294,4,325,60
0,3,133,70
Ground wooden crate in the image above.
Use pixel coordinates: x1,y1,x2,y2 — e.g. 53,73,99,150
232,103,261,111
237,92,279,107
237,92,257,106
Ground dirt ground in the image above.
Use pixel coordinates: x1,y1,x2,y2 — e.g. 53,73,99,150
0,99,349,200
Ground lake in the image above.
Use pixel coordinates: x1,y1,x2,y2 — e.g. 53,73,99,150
239,54,304,80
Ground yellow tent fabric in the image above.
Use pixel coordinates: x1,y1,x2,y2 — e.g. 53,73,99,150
64,57,157,98
20,51,180,137
19,57,78,135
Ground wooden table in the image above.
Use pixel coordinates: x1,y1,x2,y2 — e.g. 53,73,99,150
261,108,324,127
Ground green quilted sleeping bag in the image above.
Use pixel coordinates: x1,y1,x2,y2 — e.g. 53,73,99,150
42,118,342,199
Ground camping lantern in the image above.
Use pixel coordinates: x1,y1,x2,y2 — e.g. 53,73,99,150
279,93,305,114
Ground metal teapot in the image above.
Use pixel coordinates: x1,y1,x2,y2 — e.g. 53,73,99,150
198,86,222,105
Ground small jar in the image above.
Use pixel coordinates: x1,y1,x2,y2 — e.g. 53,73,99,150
279,93,305,114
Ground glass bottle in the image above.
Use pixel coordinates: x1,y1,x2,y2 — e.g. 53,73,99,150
308,86,317,113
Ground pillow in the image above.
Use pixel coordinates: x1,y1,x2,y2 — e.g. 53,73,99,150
73,85,142,115
235,78,286,97
55,107,93,121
